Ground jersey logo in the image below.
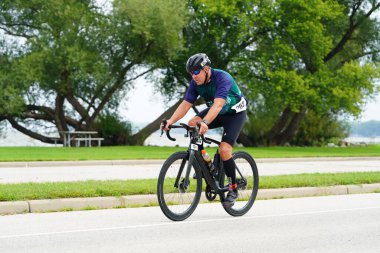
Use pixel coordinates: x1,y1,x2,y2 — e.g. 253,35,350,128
231,97,247,113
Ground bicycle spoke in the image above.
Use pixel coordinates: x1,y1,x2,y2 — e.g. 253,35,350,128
222,151,259,216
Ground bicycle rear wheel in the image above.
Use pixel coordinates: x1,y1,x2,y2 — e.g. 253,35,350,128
223,151,259,216
157,151,202,221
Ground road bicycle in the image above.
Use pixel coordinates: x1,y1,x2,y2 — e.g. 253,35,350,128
157,121,259,221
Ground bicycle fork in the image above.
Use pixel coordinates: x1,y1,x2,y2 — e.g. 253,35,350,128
174,150,196,192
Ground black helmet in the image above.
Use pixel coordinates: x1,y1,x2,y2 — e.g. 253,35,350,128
186,53,211,74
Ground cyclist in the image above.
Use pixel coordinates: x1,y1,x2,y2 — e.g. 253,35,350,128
162,53,248,208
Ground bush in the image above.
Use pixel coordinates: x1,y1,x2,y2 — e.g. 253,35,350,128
96,114,136,145
290,111,349,146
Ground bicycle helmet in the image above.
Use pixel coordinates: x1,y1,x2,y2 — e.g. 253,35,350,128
186,53,211,74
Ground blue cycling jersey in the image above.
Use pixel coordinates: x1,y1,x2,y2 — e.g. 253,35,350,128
183,69,246,115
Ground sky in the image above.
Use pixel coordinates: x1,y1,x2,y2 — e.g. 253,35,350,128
120,78,195,126
359,93,380,121
121,78,380,126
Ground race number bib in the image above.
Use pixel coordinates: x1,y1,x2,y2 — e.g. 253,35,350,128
231,97,247,113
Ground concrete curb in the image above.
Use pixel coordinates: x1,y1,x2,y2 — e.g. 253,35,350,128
0,156,379,168
29,197,123,213
1,183,379,215
0,201,29,215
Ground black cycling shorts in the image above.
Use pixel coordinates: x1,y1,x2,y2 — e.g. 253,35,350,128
197,109,247,146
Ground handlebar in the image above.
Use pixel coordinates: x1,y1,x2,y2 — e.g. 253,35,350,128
160,119,219,145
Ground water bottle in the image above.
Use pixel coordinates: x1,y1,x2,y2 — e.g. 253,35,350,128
201,150,214,171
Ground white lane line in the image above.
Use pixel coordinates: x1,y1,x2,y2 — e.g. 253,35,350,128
1,206,379,239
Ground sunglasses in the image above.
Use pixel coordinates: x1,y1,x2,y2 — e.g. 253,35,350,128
191,69,202,75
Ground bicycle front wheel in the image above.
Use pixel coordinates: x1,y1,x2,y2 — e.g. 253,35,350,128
157,151,202,221
223,151,259,216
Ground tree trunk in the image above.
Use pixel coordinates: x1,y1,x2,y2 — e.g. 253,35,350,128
7,117,61,144
55,94,68,133
272,106,307,145
236,132,255,146
266,107,293,141
132,99,183,145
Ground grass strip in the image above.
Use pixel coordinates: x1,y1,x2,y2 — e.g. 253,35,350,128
1,171,380,201
0,145,379,162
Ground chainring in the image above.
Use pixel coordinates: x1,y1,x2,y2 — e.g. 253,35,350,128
205,184,217,201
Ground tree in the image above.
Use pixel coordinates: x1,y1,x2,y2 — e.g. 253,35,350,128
238,0,380,146
0,0,187,144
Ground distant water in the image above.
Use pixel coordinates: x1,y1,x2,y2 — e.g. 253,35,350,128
0,131,57,147
344,136,380,144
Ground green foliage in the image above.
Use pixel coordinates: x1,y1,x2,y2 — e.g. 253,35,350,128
236,0,380,145
0,0,188,144
96,114,134,145
290,111,350,146
241,0,379,112
312,62,379,116
114,0,187,65
0,51,25,115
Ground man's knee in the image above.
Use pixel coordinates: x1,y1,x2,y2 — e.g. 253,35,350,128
219,142,232,160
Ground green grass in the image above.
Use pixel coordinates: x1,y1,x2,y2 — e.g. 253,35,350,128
0,145,379,162
1,171,380,201
260,172,380,189
0,179,157,201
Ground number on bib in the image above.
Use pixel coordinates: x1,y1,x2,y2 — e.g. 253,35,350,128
231,97,247,113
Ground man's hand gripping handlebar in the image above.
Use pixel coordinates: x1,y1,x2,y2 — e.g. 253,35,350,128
160,119,212,144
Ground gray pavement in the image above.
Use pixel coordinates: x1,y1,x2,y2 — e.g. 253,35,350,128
1,194,380,253
1,157,380,215
0,157,379,183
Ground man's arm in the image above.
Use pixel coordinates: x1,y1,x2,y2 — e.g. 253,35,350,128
164,100,193,129
197,98,225,135
203,98,225,124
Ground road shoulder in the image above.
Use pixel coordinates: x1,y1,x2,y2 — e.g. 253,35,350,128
2,183,379,215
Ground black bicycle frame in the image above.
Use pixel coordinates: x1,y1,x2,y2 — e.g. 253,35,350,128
191,150,229,196
163,122,243,200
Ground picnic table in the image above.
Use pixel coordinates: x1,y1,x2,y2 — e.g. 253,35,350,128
60,131,104,147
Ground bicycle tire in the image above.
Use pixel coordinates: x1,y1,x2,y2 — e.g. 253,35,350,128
157,151,203,221
223,151,259,216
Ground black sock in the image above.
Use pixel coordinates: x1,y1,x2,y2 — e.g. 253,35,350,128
223,158,236,186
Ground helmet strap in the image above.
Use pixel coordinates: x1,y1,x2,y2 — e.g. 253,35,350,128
202,67,210,85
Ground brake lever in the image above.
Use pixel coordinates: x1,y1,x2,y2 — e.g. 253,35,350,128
160,119,167,137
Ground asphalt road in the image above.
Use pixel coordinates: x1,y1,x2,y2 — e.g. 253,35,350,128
1,158,380,183
0,193,379,253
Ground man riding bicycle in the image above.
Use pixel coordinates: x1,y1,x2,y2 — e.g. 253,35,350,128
162,53,248,208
